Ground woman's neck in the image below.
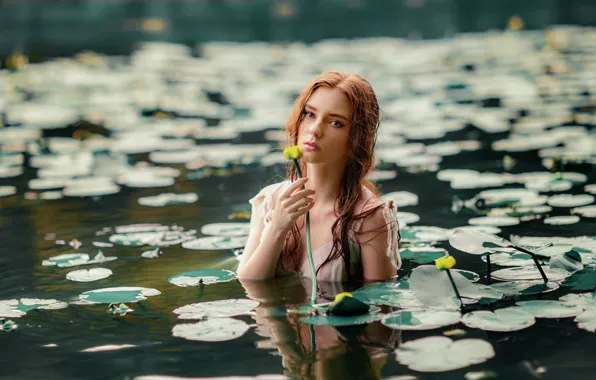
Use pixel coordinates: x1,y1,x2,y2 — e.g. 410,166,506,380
304,163,344,204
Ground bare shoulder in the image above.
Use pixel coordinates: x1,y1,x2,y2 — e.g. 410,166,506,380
354,187,388,236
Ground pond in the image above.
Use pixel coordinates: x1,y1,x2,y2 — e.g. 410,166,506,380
1,29,596,379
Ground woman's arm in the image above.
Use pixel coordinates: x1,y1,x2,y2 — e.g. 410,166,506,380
237,178,314,280
357,205,400,281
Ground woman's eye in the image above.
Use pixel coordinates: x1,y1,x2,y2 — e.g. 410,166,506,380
303,111,315,118
330,120,344,127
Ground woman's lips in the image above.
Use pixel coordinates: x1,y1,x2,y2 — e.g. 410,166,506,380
303,142,321,151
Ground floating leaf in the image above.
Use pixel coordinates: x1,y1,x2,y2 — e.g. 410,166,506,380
395,336,495,372
382,309,461,330
572,205,596,218
399,246,447,264
515,300,583,318
491,266,571,282
381,191,419,207
544,215,580,225
351,279,410,304
548,194,594,208
449,228,510,255
0,186,16,197
299,309,383,326
400,226,450,243
200,223,250,237
66,268,113,282
138,193,198,207
468,216,520,227
173,299,259,320
490,281,559,296
462,307,535,332
573,308,596,332
560,269,596,291
79,287,161,304
559,291,596,309
81,344,136,353
0,300,26,318
168,269,237,287
182,236,248,250
396,212,420,225
172,318,250,342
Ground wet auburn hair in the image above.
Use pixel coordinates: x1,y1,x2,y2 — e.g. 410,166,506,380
281,71,399,280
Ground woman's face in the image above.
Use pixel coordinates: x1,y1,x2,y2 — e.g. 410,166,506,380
297,87,352,166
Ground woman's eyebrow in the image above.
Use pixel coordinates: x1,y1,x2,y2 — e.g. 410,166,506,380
305,104,349,121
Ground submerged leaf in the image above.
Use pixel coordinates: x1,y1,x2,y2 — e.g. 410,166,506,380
382,309,461,330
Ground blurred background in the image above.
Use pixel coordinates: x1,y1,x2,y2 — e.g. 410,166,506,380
1,0,596,60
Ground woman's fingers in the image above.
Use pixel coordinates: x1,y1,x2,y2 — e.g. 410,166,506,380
285,189,315,205
280,178,308,199
288,197,313,212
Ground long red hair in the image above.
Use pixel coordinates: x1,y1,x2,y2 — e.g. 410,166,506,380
281,72,396,280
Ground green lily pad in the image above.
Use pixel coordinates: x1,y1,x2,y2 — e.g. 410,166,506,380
462,307,535,332
395,336,495,372
200,223,250,237
491,266,571,282
299,307,383,326
559,291,596,308
573,308,596,332
351,279,410,304
79,287,161,304
515,300,583,318
561,269,596,291
490,281,559,296
399,247,447,264
181,236,248,250
382,309,461,330
400,226,450,243
173,299,259,319
168,269,237,287
172,317,250,342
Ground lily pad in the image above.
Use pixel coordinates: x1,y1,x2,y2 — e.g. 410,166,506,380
515,300,583,318
491,266,571,282
172,317,250,342
573,308,596,332
0,300,26,318
395,336,495,372
17,298,69,312
200,223,250,237
544,215,580,225
572,205,596,218
66,268,113,282
559,292,596,308
173,299,259,319
490,281,559,296
396,212,420,225
41,252,117,268
182,236,248,250
79,287,161,304
462,307,536,332
399,247,447,264
468,216,520,227
168,269,237,287
138,193,198,207
561,269,596,291
382,309,461,330
0,186,17,197
449,228,510,255
548,194,594,208
351,279,410,304
110,227,196,247
400,226,450,243
299,309,383,326
381,191,419,207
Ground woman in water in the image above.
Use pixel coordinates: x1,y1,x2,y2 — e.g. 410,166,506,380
238,72,401,282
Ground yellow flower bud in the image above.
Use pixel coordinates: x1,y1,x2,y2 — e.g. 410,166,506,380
334,292,353,303
435,255,456,270
283,146,302,160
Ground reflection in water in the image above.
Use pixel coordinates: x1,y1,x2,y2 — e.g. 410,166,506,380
241,277,401,379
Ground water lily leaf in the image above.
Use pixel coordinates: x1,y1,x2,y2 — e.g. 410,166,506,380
397,212,420,225
573,307,596,332
462,307,535,332
376,291,426,308
455,269,480,282
533,244,575,258
449,228,510,255
381,191,419,207
173,299,259,319
560,269,596,291
481,252,534,267
79,287,161,304
81,344,136,353
468,216,520,227
110,227,197,247
18,298,69,312
299,310,383,326
168,269,237,287
399,246,447,264
66,268,113,282
491,266,571,282
172,317,250,342
515,300,583,318
490,281,559,296
559,292,596,308
549,250,583,273
572,205,596,218
351,279,410,304
382,309,461,330
138,193,198,207
182,236,248,250
395,336,495,372
42,253,90,267
0,186,16,197
548,194,594,208
200,223,250,237
0,300,26,318
400,226,450,243
544,216,580,225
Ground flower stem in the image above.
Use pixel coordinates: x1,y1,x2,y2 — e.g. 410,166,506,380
293,159,317,304
445,269,464,308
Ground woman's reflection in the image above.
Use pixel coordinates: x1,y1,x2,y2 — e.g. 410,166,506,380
240,276,401,379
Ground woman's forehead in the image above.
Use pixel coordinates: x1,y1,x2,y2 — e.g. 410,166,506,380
307,87,352,118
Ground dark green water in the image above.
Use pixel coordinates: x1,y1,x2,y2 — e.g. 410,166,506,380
1,125,595,380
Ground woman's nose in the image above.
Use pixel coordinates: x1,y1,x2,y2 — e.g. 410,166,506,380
309,120,323,138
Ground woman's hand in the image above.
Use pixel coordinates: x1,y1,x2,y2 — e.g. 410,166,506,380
270,178,315,234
